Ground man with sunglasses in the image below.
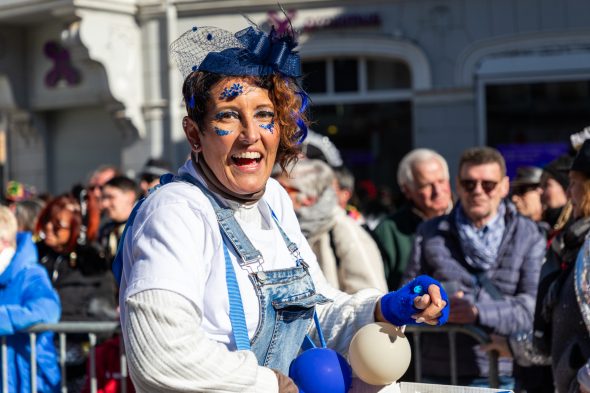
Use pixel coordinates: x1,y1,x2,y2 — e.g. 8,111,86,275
404,146,545,388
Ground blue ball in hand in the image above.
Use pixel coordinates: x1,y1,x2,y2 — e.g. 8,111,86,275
289,348,352,393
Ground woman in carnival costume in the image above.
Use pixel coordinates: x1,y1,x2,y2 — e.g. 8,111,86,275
113,22,449,392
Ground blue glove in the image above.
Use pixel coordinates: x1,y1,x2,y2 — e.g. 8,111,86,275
380,275,449,326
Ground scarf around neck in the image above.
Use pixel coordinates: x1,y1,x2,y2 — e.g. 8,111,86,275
297,186,339,239
455,202,506,271
193,153,265,205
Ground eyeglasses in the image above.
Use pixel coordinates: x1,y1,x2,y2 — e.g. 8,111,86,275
459,179,498,194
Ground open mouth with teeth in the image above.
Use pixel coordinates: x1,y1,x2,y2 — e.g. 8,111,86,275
231,151,262,166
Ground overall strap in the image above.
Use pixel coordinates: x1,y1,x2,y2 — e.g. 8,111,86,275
177,174,310,350
176,173,264,272
223,242,251,350
268,207,301,263
268,207,327,352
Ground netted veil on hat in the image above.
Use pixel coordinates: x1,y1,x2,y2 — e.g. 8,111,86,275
170,25,302,80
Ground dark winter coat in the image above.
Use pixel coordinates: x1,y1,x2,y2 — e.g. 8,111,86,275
404,201,545,378
37,241,117,321
535,217,590,393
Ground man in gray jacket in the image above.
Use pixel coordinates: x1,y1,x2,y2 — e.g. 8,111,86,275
404,147,545,387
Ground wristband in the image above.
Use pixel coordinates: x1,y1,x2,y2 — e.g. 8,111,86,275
380,275,449,326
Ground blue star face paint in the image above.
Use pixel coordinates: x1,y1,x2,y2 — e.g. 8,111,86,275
214,127,232,136
255,109,275,134
219,83,244,100
259,119,275,134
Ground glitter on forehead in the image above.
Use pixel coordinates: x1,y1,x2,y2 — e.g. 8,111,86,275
219,83,244,100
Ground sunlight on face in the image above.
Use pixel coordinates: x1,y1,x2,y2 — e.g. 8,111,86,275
195,78,280,195
406,159,451,219
457,162,508,227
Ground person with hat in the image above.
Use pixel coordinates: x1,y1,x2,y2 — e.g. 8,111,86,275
483,139,590,393
112,21,449,392
510,166,544,223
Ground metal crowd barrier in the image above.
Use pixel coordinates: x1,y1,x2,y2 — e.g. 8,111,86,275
2,322,499,392
1,322,123,393
405,324,500,388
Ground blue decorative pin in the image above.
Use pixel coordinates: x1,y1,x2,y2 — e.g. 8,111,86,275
220,83,243,100
188,96,196,109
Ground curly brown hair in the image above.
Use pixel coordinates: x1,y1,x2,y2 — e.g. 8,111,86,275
182,72,307,172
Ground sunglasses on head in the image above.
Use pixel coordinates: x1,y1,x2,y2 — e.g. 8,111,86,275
459,179,498,193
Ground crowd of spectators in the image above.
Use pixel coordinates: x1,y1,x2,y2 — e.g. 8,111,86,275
2,130,590,393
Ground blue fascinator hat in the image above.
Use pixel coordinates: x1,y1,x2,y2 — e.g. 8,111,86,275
170,24,309,143
170,25,301,80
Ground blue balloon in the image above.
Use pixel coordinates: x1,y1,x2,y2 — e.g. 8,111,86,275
289,348,352,393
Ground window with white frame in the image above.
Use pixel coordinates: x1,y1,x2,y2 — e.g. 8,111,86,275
301,56,413,205
302,57,411,98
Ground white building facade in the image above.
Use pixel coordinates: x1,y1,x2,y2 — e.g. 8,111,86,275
1,0,589,194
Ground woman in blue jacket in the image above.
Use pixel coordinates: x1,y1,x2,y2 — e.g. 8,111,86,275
0,206,61,393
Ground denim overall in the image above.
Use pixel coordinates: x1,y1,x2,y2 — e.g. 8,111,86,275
178,173,330,373
113,173,328,374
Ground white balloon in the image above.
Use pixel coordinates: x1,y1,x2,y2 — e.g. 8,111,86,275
348,322,412,385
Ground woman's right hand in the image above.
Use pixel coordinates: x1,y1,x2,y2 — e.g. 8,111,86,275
272,370,299,393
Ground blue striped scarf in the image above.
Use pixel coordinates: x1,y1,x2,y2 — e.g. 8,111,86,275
455,202,506,271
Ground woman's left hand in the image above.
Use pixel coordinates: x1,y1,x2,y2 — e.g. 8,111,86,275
376,275,449,326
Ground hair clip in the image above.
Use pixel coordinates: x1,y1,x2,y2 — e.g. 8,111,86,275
219,83,243,100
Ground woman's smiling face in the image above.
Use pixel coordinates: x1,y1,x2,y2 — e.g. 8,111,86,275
185,77,280,195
